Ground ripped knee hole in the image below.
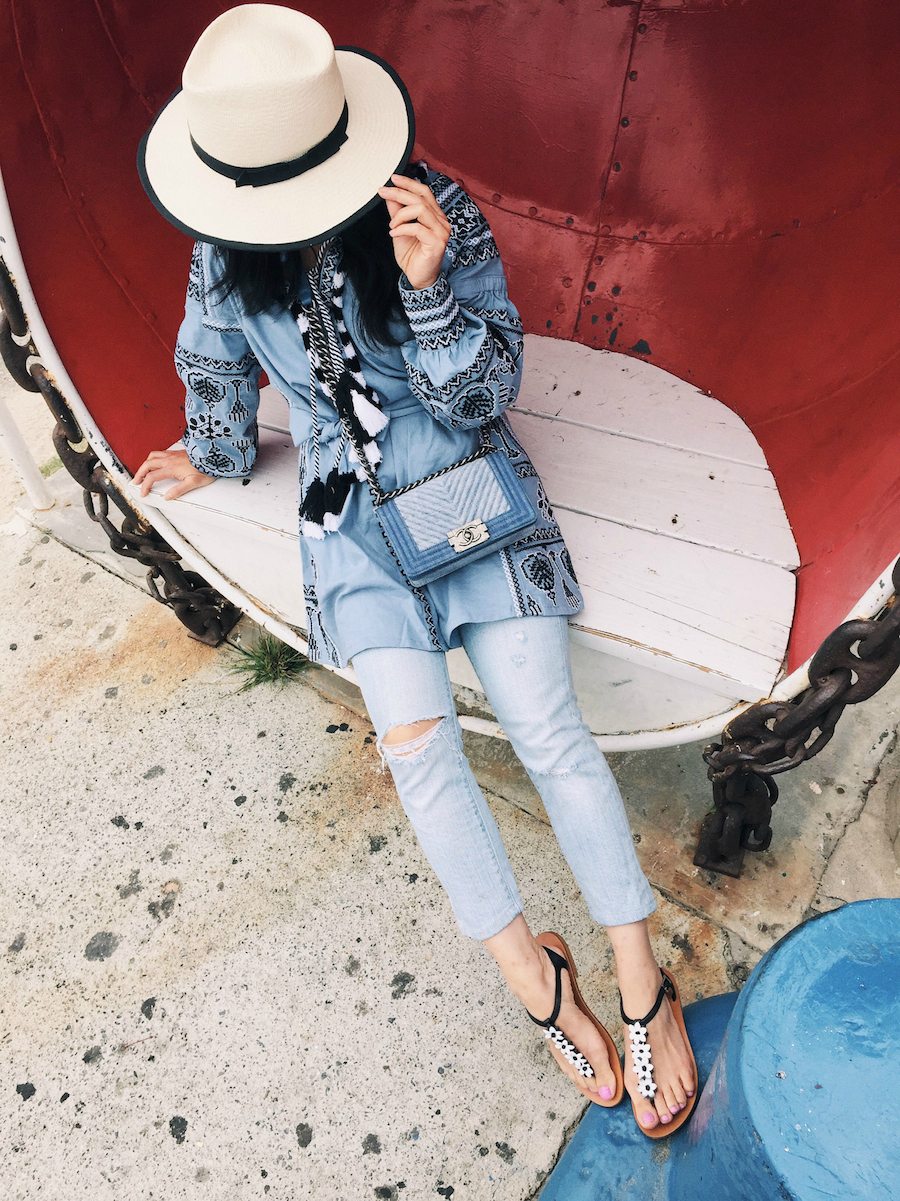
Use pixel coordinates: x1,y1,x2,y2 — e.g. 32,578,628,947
376,716,446,770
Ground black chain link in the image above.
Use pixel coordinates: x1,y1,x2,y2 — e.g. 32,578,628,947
696,557,900,875
0,255,242,646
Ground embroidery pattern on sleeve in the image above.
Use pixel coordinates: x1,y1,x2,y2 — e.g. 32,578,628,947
189,241,244,333
399,274,466,350
427,172,500,268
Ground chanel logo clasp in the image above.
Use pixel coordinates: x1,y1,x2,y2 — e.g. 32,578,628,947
447,519,489,551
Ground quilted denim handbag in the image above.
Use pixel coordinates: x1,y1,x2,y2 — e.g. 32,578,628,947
369,423,539,585
303,278,539,585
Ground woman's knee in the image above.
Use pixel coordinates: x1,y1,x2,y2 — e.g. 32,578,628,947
381,716,444,750
375,714,457,775
516,709,601,779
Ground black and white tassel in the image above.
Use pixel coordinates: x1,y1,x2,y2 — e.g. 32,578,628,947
292,249,389,536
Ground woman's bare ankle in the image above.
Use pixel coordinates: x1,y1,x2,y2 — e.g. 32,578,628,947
482,913,553,1005
605,918,664,1003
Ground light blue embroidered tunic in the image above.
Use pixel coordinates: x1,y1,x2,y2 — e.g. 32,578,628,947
175,167,584,667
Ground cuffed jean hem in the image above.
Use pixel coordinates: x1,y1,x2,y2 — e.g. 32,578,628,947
585,888,658,930
457,902,525,943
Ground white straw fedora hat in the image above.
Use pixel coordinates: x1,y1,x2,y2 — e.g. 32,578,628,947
137,4,414,250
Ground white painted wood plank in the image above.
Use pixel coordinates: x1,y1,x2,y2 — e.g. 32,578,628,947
517,334,769,468
509,410,799,568
447,642,743,738
259,384,291,433
145,442,792,698
152,503,306,629
258,382,798,569
558,508,794,698
159,339,799,700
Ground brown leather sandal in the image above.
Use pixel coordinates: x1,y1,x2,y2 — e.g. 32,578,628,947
524,931,624,1108
620,965,699,1138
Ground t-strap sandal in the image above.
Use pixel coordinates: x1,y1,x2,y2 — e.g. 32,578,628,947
524,931,624,1108
619,965,699,1138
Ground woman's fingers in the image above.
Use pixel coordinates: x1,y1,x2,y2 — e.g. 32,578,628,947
378,182,446,224
139,464,212,498
389,220,443,246
137,465,179,495
135,447,190,482
388,172,435,198
163,475,213,500
134,447,212,499
378,177,450,289
380,192,402,221
388,201,449,237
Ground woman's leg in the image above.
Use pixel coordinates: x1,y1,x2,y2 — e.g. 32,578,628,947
460,614,694,1127
350,643,525,942
460,614,655,926
350,643,620,1100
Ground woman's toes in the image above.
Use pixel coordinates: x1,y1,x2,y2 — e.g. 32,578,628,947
587,1055,617,1100
639,1106,659,1128
661,1082,683,1114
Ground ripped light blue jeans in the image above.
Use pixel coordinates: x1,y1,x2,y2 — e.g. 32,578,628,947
350,614,657,941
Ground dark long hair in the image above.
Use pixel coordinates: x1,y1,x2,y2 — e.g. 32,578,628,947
209,161,426,349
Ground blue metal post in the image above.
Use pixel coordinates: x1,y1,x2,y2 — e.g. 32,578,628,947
540,899,899,1201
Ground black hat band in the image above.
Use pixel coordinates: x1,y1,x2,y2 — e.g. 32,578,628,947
190,100,349,188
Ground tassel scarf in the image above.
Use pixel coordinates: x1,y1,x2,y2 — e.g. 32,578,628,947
290,242,389,539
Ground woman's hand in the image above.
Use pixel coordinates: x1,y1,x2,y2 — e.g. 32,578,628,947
377,173,451,291
133,448,216,500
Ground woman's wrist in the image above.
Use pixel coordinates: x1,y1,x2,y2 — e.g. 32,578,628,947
399,269,439,291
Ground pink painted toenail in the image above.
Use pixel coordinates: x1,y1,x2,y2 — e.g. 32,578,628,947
600,1085,613,1099
660,1112,672,1122
641,1112,655,1126
670,1105,680,1114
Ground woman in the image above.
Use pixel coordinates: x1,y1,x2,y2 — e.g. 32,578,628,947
135,5,697,1136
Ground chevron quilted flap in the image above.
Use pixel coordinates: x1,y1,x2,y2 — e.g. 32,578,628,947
392,458,511,550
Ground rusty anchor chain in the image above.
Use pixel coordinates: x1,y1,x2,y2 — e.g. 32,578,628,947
696,556,900,876
0,254,240,646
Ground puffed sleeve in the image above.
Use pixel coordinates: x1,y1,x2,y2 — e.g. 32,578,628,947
396,171,524,430
174,240,263,478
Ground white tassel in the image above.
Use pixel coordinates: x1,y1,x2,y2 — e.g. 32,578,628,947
350,369,367,387
300,519,326,540
352,391,388,436
363,440,382,467
323,491,353,531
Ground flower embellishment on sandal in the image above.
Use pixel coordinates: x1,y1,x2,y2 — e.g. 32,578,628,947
627,1020,657,1098
620,972,678,1102
543,1023,595,1078
524,931,625,1109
